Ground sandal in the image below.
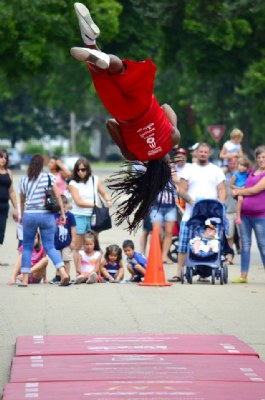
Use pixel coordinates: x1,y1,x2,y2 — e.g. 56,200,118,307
232,277,247,283
163,260,173,264
59,276,71,286
168,276,181,282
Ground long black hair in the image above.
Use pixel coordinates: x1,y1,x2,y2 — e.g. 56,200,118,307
106,158,172,232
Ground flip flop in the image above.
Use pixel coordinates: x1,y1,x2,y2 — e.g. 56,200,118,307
59,276,71,286
18,284,28,287
168,276,181,282
0,262,9,266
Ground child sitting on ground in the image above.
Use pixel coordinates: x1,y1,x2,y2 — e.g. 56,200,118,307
9,232,48,285
190,221,219,257
74,231,102,284
230,156,251,224
50,195,76,284
122,239,147,282
100,244,124,283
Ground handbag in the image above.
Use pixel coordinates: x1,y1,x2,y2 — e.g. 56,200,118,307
45,174,61,213
91,176,112,232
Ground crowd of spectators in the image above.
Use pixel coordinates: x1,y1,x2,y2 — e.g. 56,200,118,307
1,127,265,286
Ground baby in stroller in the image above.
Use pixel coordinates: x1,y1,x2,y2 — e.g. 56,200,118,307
184,199,231,284
190,220,219,257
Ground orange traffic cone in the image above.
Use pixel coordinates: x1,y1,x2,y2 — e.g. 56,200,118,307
138,226,172,287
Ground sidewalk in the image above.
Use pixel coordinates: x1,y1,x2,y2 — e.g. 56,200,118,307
0,169,265,396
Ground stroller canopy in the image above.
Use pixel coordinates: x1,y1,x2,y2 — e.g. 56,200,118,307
188,199,226,226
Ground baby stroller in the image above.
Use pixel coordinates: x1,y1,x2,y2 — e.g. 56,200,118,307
181,199,228,285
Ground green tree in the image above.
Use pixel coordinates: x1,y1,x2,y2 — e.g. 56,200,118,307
1,0,265,154
0,0,122,146
155,0,265,150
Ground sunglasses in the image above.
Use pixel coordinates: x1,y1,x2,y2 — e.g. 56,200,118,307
77,168,87,172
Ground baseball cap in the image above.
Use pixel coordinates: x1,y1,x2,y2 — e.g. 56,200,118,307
205,219,217,230
174,148,187,155
189,142,199,151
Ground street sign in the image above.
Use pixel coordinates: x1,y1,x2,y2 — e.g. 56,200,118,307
207,125,226,142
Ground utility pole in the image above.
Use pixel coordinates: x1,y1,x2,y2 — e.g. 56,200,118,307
70,111,77,154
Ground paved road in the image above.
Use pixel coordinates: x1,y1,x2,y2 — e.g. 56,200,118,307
0,169,265,396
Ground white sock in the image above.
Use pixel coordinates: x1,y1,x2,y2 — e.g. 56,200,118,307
81,32,96,46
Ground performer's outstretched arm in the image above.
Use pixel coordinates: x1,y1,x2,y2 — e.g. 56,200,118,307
106,119,136,161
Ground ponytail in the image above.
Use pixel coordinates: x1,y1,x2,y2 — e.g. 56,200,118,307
107,159,171,232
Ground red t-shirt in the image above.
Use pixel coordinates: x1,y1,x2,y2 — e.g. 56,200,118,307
89,59,173,161
118,96,173,161
89,59,156,121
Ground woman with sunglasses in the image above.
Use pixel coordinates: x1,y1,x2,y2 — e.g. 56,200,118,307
0,149,18,266
68,158,111,272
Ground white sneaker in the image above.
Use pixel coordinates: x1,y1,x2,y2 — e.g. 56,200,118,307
86,271,97,284
74,3,100,42
70,47,110,69
74,274,84,284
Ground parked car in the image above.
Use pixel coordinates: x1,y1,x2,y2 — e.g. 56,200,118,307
7,148,22,169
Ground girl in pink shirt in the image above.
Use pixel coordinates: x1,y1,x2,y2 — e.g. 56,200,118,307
9,232,48,285
74,232,102,284
48,157,71,195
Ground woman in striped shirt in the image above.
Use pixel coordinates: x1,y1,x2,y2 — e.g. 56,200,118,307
19,154,69,287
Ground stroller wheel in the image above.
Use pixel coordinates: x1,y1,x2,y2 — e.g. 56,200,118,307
220,268,224,285
223,266,228,284
186,267,193,284
167,237,179,263
211,269,215,285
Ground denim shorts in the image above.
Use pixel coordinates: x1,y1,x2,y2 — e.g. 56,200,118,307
143,215,152,232
74,215,92,235
150,205,177,224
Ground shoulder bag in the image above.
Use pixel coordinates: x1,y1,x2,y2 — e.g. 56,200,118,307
45,174,61,213
91,176,112,232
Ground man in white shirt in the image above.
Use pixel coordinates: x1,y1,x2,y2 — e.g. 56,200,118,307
169,142,226,282
173,148,192,176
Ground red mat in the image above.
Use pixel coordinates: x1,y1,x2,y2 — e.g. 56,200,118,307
15,334,259,357
3,380,265,399
10,354,265,383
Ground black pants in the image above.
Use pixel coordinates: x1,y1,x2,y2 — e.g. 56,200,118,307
0,203,9,245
